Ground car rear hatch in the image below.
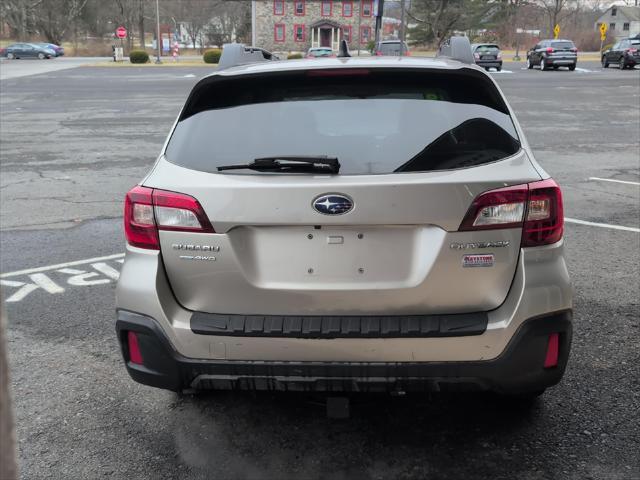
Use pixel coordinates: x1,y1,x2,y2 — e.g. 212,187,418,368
144,66,543,316
474,45,500,62
548,41,577,61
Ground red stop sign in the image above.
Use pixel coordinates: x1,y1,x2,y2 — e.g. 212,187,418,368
116,26,127,39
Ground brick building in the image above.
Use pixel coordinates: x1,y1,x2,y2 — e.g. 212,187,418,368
252,0,377,52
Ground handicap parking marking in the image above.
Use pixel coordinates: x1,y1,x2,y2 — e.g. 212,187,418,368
1,253,125,303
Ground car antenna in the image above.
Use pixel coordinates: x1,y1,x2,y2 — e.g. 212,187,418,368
337,39,351,58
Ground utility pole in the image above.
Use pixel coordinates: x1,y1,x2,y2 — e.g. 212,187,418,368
155,0,162,64
400,0,406,54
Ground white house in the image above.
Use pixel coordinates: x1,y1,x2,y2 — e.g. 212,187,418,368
595,5,640,39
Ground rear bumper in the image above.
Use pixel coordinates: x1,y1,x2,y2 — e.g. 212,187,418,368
116,309,572,394
545,57,576,65
475,60,502,68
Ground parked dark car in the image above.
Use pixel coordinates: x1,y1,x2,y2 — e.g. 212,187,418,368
35,43,64,57
601,38,640,69
527,39,577,71
3,43,55,59
374,40,410,56
471,43,502,71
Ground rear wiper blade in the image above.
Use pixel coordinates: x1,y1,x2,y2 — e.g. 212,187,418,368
217,156,340,173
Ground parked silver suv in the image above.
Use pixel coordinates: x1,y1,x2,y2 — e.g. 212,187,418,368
116,47,572,398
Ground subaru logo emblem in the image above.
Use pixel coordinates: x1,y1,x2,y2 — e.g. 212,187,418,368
312,194,353,215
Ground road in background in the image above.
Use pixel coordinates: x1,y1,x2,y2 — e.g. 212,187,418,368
1,61,639,479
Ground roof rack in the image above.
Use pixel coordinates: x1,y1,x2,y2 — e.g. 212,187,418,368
436,36,474,64
217,43,280,70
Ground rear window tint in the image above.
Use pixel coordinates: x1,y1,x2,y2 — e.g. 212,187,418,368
475,45,500,53
551,41,575,49
166,69,520,175
378,43,408,54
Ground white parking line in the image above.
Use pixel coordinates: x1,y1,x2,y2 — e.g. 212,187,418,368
565,218,640,233
589,177,640,186
0,253,125,278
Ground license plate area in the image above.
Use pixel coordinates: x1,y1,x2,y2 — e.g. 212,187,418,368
232,225,427,289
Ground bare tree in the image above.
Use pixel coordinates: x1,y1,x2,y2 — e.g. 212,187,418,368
0,0,44,40
538,0,580,37
30,0,88,45
406,0,493,47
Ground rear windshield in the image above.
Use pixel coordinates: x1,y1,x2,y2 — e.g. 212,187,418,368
166,69,520,175
475,45,500,53
551,41,575,49
379,43,408,54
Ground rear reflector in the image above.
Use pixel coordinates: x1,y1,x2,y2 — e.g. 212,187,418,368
124,186,214,250
127,331,143,365
458,179,564,248
544,333,559,368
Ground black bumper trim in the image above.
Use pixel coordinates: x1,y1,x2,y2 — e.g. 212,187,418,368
116,309,573,394
190,311,488,338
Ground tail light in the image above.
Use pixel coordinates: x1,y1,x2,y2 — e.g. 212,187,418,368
459,179,564,248
497,52,502,59
546,47,554,54
375,50,383,56
627,48,638,54
124,186,214,250
570,47,578,53
474,52,480,59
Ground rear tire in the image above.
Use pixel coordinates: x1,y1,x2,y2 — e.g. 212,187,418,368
496,66,502,72
553,65,559,70
526,57,533,69
540,58,548,71
618,57,626,69
568,64,576,71
7,53,15,60
37,52,45,60
602,56,609,68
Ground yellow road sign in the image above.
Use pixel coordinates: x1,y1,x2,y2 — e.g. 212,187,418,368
554,24,560,39
599,23,608,35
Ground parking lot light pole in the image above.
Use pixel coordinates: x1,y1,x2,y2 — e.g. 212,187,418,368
155,0,162,64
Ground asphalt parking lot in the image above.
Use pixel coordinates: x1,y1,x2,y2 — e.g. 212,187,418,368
1,59,639,479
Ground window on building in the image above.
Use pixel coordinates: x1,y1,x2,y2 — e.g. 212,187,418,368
610,22,616,30
294,24,305,42
362,0,372,17
274,0,284,15
342,1,353,17
321,0,332,16
611,7,617,16
274,23,285,42
623,22,630,31
360,25,371,43
295,0,305,16
342,25,352,42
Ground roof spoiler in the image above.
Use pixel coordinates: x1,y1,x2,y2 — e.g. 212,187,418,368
217,43,279,70
436,36,474,64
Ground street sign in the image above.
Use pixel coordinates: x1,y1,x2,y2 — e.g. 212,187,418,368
116,26,127,39
553,24,560,39
599,23,607,41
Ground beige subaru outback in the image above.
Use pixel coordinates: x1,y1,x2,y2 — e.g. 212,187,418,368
116,43,572,398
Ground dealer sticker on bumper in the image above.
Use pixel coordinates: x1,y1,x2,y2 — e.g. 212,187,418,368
462,254,494,268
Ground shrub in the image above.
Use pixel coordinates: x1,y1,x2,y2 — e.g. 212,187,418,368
287,53,303,60
203,49,222,64
366,40,376,53
129,50,149,64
